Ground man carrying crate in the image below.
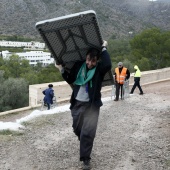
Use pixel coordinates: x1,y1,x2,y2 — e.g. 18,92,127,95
55,41,111,170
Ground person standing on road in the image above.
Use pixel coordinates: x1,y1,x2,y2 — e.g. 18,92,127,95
55,41,111,170
113,62,130,101
42,84,54,110
130,65,144,95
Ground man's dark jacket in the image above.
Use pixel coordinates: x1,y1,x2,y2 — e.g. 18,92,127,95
62,50,112,109
42,88,54,104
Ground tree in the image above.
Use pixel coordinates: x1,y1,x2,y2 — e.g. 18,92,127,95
1,54,31,78
37,64,63,84
0,70,5,83
108,39,131,59
130,28,170,70
0,78,29,112
20,71,39,85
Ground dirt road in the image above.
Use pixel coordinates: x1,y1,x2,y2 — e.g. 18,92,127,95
0,81,170,170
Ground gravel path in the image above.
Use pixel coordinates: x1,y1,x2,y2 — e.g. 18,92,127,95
0,81,170,170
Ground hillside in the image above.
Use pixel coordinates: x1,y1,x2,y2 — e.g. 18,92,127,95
0,0,170,40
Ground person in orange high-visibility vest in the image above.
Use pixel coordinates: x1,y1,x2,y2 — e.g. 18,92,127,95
113,62,130,101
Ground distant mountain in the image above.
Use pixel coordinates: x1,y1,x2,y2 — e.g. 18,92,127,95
0,0,170,40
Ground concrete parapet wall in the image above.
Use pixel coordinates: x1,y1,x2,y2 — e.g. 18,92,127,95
29,81,72,106
29,67,170,106
1,67,170,116
105,67,170,92
130,67,170,85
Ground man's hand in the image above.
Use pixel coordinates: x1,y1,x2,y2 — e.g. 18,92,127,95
55,63,63,72
102,40,108,47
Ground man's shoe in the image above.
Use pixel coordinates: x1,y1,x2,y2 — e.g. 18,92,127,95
139,93,144,95
114,99,118,101
82,160,91,170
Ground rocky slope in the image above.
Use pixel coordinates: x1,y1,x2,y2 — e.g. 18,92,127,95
0,0,170,39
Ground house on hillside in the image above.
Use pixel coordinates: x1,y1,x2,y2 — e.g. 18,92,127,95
2,51,54,66
0,40,45,49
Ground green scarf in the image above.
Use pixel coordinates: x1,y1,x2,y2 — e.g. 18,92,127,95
74,62,96,87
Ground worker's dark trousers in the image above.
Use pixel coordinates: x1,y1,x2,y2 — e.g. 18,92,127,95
71,100,99,161
115,82,123,100
47,103,50,110
130,78,143,94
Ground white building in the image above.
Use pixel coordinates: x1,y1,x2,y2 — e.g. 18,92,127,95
1,50,12,58
2,51,54,66
0,40,45,49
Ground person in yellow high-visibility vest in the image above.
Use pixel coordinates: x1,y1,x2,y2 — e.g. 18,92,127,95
130,65,144,95
113,62,130,101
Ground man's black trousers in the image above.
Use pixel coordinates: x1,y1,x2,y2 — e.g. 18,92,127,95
71,100,99,161
115,82,123,100
130,77,143,94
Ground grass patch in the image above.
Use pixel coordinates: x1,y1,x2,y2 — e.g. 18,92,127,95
23,114,58,128
166,160,170,167
19,114,57,129
20,121,31,126
0,129,23,136
0,112,20,119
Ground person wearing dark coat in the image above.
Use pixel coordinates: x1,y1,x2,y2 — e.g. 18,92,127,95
42,84,54,110
55,41,111,170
